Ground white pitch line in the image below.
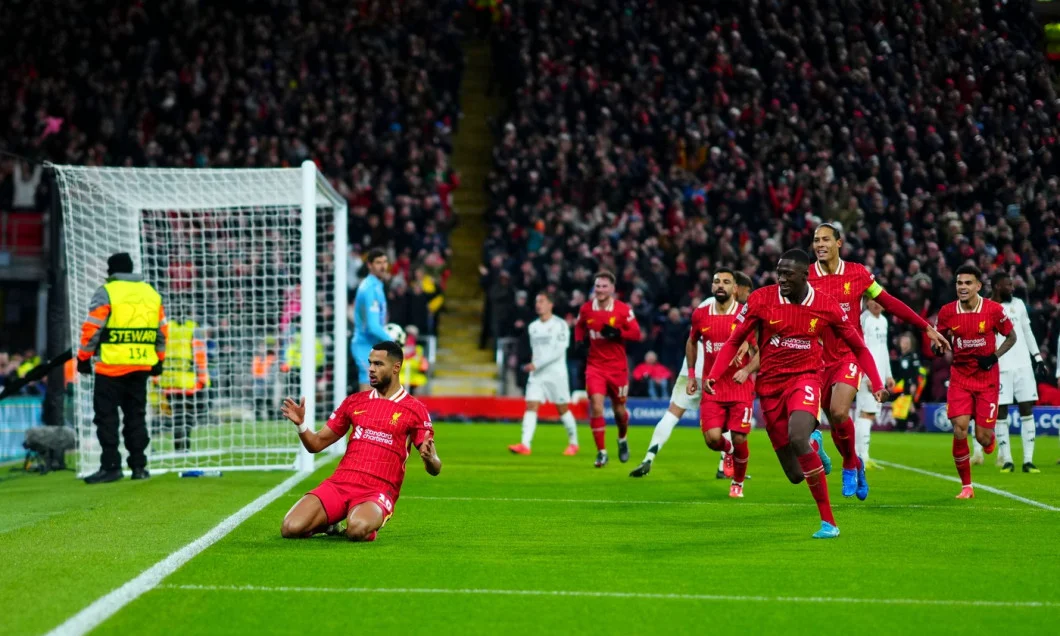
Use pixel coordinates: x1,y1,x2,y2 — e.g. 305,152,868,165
45,458,329,636
876,461,1060,512
398,495,1037,512
158,583,1060,609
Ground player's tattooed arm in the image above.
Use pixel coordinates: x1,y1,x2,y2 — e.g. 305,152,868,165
418,437,442,476
685,335,699,394
281,397,342,453
995,329,1018,360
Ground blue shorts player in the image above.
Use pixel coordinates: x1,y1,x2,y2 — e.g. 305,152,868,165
352,248,392,388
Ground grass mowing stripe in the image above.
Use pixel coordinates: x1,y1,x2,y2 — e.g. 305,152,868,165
399,495,1039,512
876,460,1060,511
45,457,331,636
158,584,1060,609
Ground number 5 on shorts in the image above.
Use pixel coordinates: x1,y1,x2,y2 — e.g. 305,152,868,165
803,385,815,405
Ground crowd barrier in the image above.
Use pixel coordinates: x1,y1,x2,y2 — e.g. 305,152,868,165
0,396,43,461
418,396,1060,436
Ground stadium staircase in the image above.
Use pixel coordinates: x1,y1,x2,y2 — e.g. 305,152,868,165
430,40,501,396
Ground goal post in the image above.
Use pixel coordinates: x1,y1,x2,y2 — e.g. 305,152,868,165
52,161,348,476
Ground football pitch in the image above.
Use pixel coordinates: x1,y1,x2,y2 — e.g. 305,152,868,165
4,424,1059,635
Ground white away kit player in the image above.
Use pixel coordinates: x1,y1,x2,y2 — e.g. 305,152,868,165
509,292,579,456
855,299,894,470
972,272,1046,472
630,272,753,478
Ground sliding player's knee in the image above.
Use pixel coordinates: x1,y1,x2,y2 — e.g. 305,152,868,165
732,433,748,446
784,465,804,484
704,435,724,451
976,428,994,446
281,515,307,539
345,518,375,541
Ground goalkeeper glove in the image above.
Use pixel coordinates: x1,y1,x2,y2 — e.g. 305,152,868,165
600,324,622,341
976,354,998,371
76,359,92,376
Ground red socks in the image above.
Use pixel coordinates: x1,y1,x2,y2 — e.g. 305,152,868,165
953,437,972,486
591,416,606,451
732,440,749,483
615,410,629,439
830,416,859,470
798,451,835,525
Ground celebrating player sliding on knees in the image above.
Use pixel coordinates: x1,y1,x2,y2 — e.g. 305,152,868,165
704,250,886,539
279,341,441,542
809,223,949,501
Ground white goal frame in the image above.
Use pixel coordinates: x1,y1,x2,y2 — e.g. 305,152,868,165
53,161,347,476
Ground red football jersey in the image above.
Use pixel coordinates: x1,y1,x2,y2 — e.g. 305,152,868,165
325,387,433,498
575,297,641,371
808,259,880,368
689,301,754,403
717,284,882,397
935,297,1012,391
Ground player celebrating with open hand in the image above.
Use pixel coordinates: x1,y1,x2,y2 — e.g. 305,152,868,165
705,250,886,539
574,271,641,467
932,265,1017,499
279,341,441,542
809,223,949,501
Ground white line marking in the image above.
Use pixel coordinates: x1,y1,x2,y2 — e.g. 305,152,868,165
397,495,1037,512
159,584,1060,609
876,461,1060,512
46,459,329,636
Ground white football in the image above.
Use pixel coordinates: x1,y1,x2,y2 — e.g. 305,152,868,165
384,323,407,346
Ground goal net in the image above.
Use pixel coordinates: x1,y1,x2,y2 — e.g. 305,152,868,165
53,162,348,476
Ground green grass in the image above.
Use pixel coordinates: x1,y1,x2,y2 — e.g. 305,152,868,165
4,424,1059,635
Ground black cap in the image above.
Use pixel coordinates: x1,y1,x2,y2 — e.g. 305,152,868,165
107,252,134,275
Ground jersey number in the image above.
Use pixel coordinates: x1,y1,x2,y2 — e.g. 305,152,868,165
988,403,997,422
742,407,753,424
803,385,816,405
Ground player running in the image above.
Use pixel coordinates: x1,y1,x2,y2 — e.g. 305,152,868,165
509,291,580,456
705,250,886,539
856,299,895,469
932,265,1017,499
574,271,641,468
630,271,754,478
685,269,758,498
969,271,1047,473
280,341,441,541
809,223,949,500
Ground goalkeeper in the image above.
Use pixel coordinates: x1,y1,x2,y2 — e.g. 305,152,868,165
351,249,391,389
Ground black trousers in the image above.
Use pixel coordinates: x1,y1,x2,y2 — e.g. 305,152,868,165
93,371,149,471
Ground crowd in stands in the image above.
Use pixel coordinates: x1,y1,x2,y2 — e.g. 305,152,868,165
1,0,462,349
481,0,1060,402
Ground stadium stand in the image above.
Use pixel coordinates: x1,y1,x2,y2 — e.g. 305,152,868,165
0,0,463,337
484,0,1060,397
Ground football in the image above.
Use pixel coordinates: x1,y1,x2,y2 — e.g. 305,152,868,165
384,323,407,346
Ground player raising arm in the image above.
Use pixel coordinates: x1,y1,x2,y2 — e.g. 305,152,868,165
280,341,441,542
705,250,886,539
932,265,1017,499
574,271,641,468
810,223,948,500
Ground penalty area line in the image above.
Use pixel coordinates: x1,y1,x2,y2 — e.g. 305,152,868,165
876,460,1060,512
158,583,1060,609
45,457,331,636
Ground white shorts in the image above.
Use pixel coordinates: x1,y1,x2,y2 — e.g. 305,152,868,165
999,369,1038,406
855,379,880,415
670,375,701,410
526,372,571,405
